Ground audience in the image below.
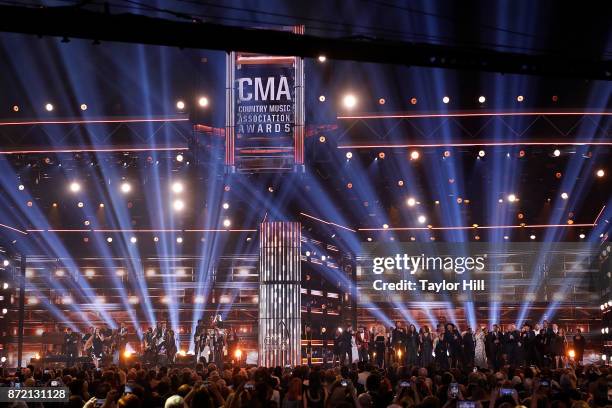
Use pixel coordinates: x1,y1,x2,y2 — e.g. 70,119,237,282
1,360,610,407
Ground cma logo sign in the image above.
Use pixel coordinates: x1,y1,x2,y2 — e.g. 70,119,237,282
237,76,292,102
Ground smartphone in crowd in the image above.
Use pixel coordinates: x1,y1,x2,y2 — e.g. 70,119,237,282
95,399,106,407
500,388,514,396
399,380,411,388
244,383,255,390
458,401,476,408
340,379,349,387
449,382,459,398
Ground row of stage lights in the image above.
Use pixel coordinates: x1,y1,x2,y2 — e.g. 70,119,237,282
12,93,563,114
344,148,607,178
10,97,209,113
336,93,563,109
62,178,230,226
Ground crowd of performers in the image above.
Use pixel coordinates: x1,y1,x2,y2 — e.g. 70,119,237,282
61,323,129,368
304,320,587,369
61,316,240,369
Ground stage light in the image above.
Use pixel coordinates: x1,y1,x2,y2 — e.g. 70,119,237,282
194,295,205,303
378,98,386,105
171,181,184,194
25,269,34,278
36,328,44,336
52,202,58,207
410,150,420,160
153,236,159,242
382,224,389,229
478,150,485,157
410,97,417,105
367,237,372,242
222,202,229,210
507,194,517,202
116,269,125,277
553,149,561,157
1,308,6,315
2,282,8,289
128,296,139,304
442,96,450,104
418,215,427,224
443,150,451,158
346,152,353,159
96,296,106,304
397,180,404,186
28,296,38,305
517,95,524,102
601,305,605,310
69,181,81,192
378,152,385,159
530,234,536,240
18,184,24,191
99,203,104,208
80,104,87,111
176,237,183,244
173,199,185,212
317,55,326,62
3,260,9,267
597,169,605,177
318,95,326,102
268,186,274,192
176,100,185,110
106,237,113,243
120,182,132,194
223,218,231,228
607,328,610,334
321,255,327,261
176,153,184,162
178,350,187,357
342,94,357,109
123,350,132,358
45,103,54,112
12,105,19,112
561,192,568,200
130,236,137,244
478,95,486,103
503,236,509,240
319,135,326,143
85,269,95,277
198,96,209,107
435,200,440,205
406,197,416,207
77,202,85,208
579,233,586,239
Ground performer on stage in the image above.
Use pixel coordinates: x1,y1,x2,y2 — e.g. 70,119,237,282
212,328,225,370
573,328,586,364
193,319,206,362
142,327,155,364
63,327,79,367
165,329,178,364
406,324,418,366
419,326,434,367
84,327,104,369
153,322,167,365
474,327,487,369
356,326,369,363
373,326,386,368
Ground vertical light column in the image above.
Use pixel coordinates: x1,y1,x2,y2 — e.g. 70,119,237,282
293,25,305,170
225,51,236,171
259,222,301,367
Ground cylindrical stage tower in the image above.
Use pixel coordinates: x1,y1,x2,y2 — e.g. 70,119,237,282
259,222,301,367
